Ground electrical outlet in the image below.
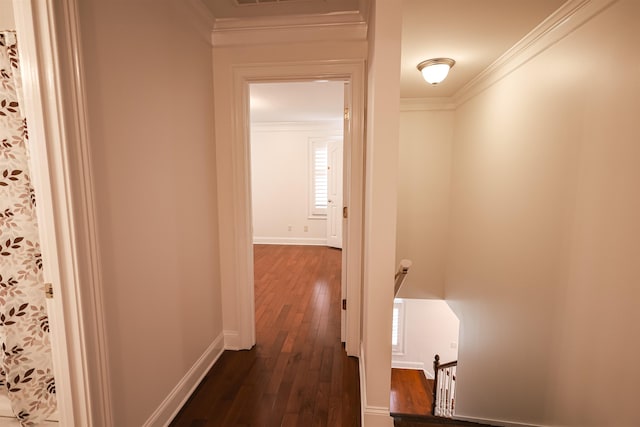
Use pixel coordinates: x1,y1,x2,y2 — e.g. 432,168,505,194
288,225,292,231
304,226,308,232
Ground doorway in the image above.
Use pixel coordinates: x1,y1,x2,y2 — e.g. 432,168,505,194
7,1,111,425
216,60,365,357
249,81,344,248
248,81,346,341
0,26,58,425
389,298,460,418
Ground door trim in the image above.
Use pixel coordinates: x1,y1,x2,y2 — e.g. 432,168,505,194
12,0,112,424
221,60,364,356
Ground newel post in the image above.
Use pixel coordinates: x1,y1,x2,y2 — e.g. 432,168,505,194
432,354,440,415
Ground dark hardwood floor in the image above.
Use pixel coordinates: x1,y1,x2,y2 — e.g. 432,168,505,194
170,245,360,427
390,368,434,417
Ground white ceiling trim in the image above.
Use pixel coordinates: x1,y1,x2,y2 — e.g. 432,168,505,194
211,11,367,46
212,21,367,46
400,98,456,112
213,10,365,30
453,0,619,106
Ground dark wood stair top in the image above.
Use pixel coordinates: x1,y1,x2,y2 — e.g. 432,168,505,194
394,416,493,427
390,368,434,417
391,368,492,427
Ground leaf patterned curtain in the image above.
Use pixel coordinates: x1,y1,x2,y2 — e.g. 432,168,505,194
0,31,57,425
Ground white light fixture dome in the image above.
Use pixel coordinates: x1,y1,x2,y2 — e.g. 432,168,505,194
417,58,456,85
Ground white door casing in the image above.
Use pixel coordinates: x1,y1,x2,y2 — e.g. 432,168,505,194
12,0,112,425
218,61,365,357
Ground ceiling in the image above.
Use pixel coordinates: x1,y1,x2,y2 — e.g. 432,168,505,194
205,0,568,120
401,0,566,98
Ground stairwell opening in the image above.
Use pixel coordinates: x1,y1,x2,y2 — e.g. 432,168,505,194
390,298,460,418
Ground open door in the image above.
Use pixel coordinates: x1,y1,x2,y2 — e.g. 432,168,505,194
326,137,343,249
340,81,350,343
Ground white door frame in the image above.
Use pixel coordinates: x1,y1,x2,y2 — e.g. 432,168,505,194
12,0,112,425
224,60,365,356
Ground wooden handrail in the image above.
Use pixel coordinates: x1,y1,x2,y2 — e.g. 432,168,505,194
394,259,412,296
437,360,457,370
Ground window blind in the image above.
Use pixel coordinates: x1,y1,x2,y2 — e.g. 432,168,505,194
311,142,328,215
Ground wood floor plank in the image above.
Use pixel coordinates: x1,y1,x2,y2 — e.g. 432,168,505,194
169,245,360,427
390,368,433,417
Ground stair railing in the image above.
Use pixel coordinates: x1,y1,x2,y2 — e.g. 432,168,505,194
394,259,412,297
432,354,457,418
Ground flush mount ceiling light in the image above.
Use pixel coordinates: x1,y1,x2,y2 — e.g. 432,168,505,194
417,58,456,85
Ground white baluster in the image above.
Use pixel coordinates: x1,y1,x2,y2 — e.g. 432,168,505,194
446,368,452,417
435,373,440,416
437,372,444,416
451,366,456,415
434,363,457,419
442,372,447,416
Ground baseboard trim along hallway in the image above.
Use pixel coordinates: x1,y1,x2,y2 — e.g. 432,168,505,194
142,334,224,427
360,342,394,427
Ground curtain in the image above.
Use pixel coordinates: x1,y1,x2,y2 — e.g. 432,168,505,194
0,31,57,425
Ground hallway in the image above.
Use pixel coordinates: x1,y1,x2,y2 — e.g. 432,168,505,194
170,245,360,426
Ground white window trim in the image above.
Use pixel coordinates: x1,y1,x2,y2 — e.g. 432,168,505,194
392,298,405,355
308,138,328,218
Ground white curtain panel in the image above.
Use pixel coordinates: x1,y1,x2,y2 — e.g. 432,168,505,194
0,31,57,425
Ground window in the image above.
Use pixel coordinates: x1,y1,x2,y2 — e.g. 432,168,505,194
392,298,405,354
309,139,328,217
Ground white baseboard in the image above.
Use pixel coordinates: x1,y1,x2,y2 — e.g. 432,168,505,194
253,236,327,246
223,330,241,350
142,333,224,427
391,360,434,379
359,342,366,425
454,414,550,427
363,407,394,427
359,342,393,427
391,360,424,371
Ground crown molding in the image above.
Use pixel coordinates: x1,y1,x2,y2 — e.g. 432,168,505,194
214,10,364,31
453,0,619,106
358,0,371,27
212,11,367,46
400,98,456,112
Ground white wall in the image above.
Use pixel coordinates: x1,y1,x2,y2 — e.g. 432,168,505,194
396,108,454,299
250,122,341,245
0,0,14,29
362,0,402,425
77,1,222,425
392,299,459,378
447,1,640,425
